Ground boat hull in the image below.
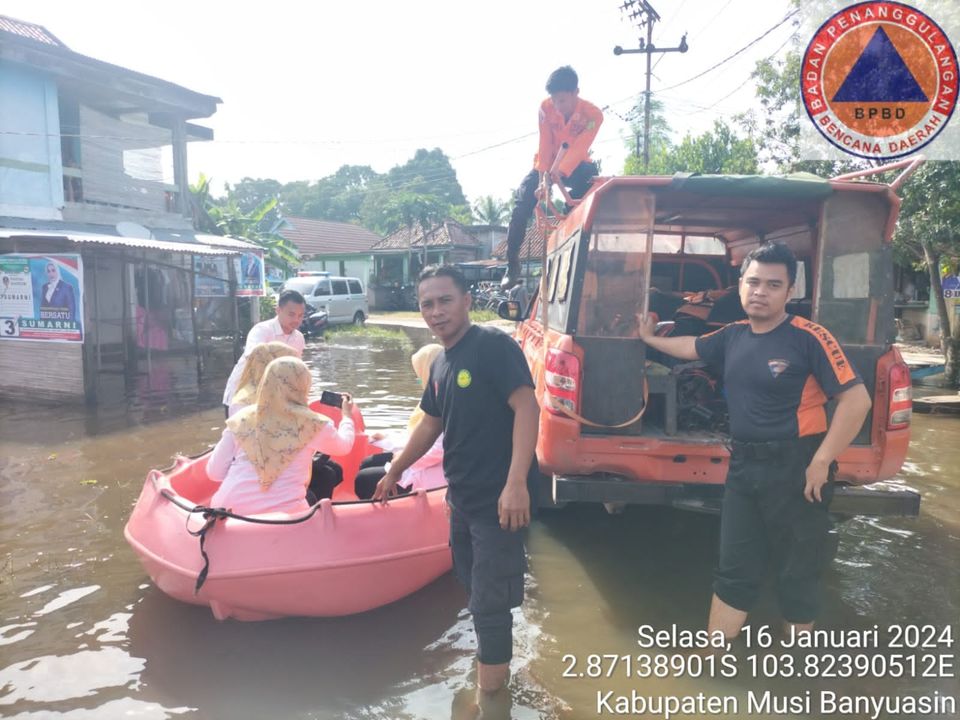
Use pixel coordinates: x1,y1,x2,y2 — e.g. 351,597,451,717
124,427,452,621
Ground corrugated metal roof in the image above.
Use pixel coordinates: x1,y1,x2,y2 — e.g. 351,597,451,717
193,234,261,251
278,217,382,257
0,229,239,256
0,15,65,47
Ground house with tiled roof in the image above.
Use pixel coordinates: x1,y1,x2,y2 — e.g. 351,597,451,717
277,216,382,283
493,222,546,286
370,219,481,298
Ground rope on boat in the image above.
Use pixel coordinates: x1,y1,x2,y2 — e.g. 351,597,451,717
156,483,443,593
160,488,326,593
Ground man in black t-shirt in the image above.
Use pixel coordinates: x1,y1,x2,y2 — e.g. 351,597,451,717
374,264,539,696
638,242,871,640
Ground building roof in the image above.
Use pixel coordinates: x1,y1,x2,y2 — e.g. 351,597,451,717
372,219,479,252
493,223,545,259
278,216,382,257
0,228,240,256
0,217,255,256
0,14,221,118
0,15,64,46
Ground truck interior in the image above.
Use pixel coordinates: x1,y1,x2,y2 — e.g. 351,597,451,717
538,176,897,446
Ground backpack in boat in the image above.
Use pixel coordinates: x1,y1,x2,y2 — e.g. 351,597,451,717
307,454,343,502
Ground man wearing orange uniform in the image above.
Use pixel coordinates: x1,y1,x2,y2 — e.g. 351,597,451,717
501,66,603,289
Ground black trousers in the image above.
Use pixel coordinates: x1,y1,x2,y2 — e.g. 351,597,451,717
504,162,598,261
450,502,526,665
714,436,836,624
353,452,413,500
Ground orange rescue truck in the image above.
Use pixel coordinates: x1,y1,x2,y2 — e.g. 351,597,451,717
501,159,922,518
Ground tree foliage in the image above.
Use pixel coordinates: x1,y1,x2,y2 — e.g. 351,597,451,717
472,195,511,225
623,113,759,175
191,174,300,274
221,149,471,236
895,162,960,385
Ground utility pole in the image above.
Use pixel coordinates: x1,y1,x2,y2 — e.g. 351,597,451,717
614,1,688,171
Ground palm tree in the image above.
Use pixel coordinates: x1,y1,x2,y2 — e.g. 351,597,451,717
472,195,511,226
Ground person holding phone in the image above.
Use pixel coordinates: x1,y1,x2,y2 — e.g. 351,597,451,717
207,357,356,515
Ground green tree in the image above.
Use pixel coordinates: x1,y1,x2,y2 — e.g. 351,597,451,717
386,148,467,208
225,177,283,214
665,120,759,175
359,148,470,234
298,165,380,222
622,97,673,175
625,117,758,175
895,162,960,386
191,174,300,275
472,195,511,225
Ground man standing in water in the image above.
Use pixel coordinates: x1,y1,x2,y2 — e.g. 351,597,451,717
374,264,539,697
637,242,871,639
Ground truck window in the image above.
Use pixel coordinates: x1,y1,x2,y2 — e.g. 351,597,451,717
815,193,894,344
578,232,649,337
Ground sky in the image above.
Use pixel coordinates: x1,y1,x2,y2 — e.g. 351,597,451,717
8,0,800,204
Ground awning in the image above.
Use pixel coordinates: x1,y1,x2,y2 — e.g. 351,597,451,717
0,229,240,256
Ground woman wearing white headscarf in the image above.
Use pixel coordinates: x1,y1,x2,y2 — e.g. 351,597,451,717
206,356,355,514
354,343,446,500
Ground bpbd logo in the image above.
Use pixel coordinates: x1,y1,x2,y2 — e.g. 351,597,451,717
802,1,957,159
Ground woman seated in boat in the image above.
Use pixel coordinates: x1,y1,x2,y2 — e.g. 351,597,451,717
354,343,446,500
206,356,356,515
227,341,299,417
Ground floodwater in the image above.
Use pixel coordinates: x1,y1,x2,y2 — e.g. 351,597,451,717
1,334,958,719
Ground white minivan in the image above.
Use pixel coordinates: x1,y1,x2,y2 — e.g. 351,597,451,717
283,274,368,326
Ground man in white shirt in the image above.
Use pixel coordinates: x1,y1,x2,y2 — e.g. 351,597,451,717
222,290,307,416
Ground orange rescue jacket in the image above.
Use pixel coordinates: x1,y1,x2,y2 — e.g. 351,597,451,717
534,97,604,177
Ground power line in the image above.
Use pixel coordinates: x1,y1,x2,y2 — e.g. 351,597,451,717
651,0,735,73
683,34,795,114
657,8,799,93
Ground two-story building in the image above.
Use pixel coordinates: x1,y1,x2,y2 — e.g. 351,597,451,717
0,15,257,403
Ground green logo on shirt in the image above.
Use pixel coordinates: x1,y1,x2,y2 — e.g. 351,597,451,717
457,369,472,388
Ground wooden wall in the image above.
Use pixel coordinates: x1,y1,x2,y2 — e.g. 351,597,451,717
0,340,85,401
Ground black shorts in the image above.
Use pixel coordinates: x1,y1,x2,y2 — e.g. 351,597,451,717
714,436,836,624
449,502,526,664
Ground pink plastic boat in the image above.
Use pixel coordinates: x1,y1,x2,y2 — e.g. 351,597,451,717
124,402,452,621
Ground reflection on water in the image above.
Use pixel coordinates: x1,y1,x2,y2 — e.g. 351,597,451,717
1,334,959,718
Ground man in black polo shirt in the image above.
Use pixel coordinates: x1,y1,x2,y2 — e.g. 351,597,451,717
374,264,539,695
638,242,871,639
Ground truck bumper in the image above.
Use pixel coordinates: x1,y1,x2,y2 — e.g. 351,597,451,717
551,475,921,518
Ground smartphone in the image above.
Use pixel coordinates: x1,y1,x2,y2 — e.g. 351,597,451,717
319,390,344,408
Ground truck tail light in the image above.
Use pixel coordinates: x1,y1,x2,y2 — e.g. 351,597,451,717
544,348,580,417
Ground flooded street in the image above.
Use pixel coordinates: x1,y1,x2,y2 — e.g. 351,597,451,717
1,334,959,719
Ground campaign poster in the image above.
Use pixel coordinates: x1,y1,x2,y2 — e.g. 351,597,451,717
234,251,265,296
193,256,230,298
0,254,84,342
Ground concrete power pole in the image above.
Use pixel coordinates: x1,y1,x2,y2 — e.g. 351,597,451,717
614,1,688,172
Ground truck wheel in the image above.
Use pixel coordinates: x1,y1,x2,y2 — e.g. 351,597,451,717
353,311,366,326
